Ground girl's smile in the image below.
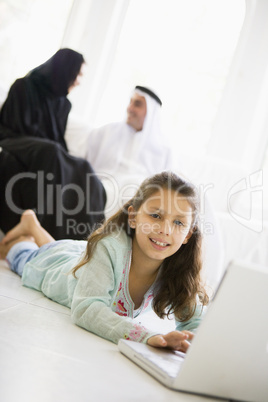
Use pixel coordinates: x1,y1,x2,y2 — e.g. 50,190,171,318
149,237,170,250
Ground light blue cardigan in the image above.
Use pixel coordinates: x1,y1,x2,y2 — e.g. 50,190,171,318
21,230,204,344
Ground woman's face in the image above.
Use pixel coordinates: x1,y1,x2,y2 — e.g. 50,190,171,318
68,63,85,93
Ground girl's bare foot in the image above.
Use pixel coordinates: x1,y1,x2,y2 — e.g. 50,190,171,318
1,209,54,247
1,210,40,245
0,236,35,260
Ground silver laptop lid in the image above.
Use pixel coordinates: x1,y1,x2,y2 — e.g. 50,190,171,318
175,260,268,402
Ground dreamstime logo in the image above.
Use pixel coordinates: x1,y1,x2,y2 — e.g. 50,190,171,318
227,170,263,233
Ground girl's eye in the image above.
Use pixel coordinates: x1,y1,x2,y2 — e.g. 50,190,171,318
174,220,183,226
150,213,161,219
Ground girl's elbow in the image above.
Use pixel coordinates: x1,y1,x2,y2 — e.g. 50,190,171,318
70,309,79,325
70,302,84,324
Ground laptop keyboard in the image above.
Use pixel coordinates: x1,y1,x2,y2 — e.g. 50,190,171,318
141,351,185,378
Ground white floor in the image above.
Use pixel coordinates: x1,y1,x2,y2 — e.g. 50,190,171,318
0,260,224,402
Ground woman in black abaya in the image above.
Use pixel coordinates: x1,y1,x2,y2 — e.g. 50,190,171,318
0,48,106,240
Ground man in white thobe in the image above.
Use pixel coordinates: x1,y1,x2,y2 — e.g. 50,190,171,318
85,86,174,216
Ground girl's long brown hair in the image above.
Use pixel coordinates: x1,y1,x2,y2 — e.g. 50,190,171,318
72,171,209,321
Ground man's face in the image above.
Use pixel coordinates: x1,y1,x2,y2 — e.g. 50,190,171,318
126,93,147,131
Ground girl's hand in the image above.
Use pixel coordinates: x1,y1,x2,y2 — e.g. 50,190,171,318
147,330,194,352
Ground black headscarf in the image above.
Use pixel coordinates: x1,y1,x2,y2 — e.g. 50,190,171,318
30,48,85,97
0,48,85,150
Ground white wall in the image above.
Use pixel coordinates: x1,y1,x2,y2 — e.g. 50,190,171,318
62,0,130,121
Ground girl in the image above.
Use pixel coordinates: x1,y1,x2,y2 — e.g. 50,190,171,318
0,172,209,351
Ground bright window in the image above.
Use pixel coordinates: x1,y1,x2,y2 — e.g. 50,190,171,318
94,0,245,156
0,0,74,91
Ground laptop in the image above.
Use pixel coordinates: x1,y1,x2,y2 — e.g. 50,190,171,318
118,260,268,402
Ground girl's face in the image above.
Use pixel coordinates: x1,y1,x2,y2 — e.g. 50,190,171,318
128,189,193,266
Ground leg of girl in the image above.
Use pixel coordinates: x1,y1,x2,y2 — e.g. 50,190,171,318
0,210,55,276
1,209,55,247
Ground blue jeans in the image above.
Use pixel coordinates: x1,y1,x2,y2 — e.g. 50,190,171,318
6,241,56,277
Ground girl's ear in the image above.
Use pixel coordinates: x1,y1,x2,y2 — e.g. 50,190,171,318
182,230,192,244
128,205,136,228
